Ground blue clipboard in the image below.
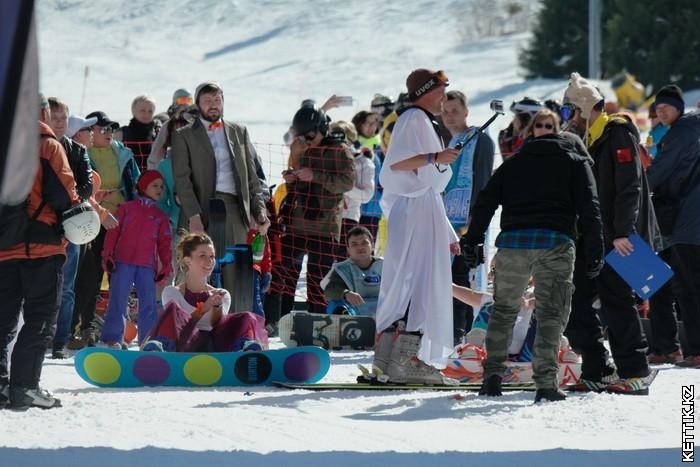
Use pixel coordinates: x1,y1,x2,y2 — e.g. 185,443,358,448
604,234,673,299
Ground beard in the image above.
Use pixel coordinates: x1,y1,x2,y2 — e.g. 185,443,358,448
200,107,222,122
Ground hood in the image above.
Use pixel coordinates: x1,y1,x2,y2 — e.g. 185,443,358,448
606,113,641,142
672,110,700,135
520,133,577,156
39,120,56,138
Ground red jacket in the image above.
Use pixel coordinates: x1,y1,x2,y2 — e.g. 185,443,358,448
102,196,172,275
246,229,271,274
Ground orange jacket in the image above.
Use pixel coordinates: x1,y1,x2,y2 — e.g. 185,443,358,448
0,122,79,261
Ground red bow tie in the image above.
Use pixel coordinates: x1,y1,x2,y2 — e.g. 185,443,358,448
208,121,223,131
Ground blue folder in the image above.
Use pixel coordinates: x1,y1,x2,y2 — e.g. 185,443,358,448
604,234,673,299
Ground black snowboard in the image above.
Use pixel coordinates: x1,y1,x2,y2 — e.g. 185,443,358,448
285,313,376,350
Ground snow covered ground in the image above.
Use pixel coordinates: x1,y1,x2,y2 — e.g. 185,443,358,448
2,1,695,466
0,339,692,467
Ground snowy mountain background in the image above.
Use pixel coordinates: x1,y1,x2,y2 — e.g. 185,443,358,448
2,1,695,466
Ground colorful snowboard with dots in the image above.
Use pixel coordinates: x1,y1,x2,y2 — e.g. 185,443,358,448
74,346,330,388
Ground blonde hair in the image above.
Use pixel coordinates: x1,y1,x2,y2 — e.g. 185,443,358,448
131,94,156,114
176,231,214,271
524,109,561,139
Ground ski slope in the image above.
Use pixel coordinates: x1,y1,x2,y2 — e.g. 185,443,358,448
2,1,694,466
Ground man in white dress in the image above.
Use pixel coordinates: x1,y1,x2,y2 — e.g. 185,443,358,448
372,69,460,384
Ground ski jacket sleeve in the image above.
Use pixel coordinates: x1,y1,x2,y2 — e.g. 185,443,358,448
156,210,173,276
310,146,356,195
102,203,126,261
572,159,604,264
609,126,642,238
463,165,504,246
646,127,687,195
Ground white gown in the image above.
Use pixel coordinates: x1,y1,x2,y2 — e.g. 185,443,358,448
377,108,458,368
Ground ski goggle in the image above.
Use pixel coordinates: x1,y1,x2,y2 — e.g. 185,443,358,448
560,103,578,122
410,70,449,101
175,96,193,105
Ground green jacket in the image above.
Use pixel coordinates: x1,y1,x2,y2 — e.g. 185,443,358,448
286,138,355,240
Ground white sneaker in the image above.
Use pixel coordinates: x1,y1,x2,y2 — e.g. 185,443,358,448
96,341,123,350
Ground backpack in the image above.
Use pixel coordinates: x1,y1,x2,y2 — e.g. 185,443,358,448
0,134,61,251
0,198,48,250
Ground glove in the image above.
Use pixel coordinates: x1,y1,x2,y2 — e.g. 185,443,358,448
260,272,272,294
461,242,484,269
586,257,604,279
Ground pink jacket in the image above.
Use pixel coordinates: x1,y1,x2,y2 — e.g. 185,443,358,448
102,197,172,275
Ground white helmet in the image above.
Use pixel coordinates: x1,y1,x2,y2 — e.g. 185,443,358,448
62,202,100,245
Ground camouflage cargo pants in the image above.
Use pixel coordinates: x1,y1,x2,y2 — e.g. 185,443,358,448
483,243,575,389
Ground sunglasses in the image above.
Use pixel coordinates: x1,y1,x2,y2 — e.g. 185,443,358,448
302,131,317,142
95,126,114,134
535,123,554,129
560,103,577,122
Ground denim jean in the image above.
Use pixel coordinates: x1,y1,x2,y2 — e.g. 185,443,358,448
54,242,80,346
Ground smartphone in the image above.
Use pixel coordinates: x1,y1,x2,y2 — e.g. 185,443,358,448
454,140,465,150
336,96,353,106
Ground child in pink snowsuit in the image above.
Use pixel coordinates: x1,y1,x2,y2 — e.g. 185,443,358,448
100,170,172,346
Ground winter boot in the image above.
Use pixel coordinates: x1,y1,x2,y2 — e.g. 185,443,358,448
534,387,567,403
52,344,68,360
9,386,62,410
386,332,455,385
371,326,396,379
478,374,502,396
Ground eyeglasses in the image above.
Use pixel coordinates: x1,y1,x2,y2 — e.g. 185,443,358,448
534,123,554,129
560,103,577,122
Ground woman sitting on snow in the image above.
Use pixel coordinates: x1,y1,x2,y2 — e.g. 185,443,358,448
144,232,268,352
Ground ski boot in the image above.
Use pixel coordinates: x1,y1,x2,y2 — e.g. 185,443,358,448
385,332,456,385
479,374,502,396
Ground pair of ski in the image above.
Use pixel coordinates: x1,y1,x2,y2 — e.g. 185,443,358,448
273,368,659,393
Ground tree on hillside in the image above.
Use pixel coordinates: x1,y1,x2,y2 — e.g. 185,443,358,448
604,0,700,92
520,0,589,79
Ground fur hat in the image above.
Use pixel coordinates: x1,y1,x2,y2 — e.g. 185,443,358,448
655,84,685,114
563,72,603,120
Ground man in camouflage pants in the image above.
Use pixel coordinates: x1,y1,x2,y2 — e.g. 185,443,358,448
461,129,603,402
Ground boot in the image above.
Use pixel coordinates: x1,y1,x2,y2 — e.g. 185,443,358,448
386,332,454,385
535,388,567,403
479,374,502,396
9,385,61,411
371,327,396,379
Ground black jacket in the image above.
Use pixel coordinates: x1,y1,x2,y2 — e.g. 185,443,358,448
587,115,661,250
60,136,93,202
464,133,603,262
646,111,700,246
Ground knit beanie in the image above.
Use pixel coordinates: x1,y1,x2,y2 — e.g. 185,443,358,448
655,85,685,114
136,170,164,194
195,81,223,106
563,72,603,119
